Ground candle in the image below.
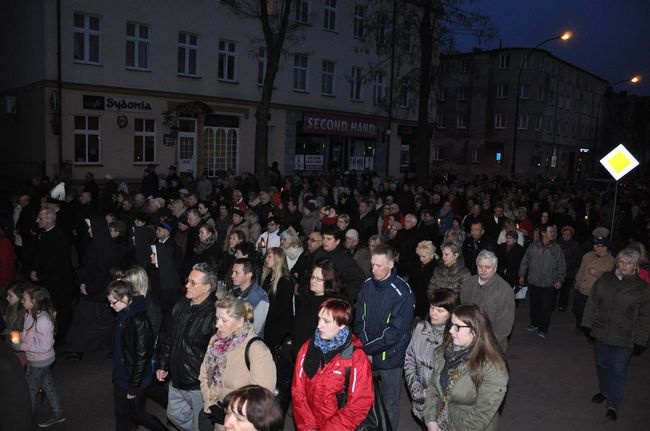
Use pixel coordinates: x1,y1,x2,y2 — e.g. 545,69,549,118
584,215,589,221
10,330,20,345
516,223,520,229
437,218,441,225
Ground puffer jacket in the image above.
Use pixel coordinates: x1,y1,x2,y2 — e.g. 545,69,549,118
292,336,374,431
423,354,508,431
582,271,650,348
404,320,446,420
574,251,614,296
428,259,471,295
156,294,216,390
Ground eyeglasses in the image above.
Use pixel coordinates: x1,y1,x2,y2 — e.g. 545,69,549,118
310,275,325,282
185,278,208,286
450,323,471,332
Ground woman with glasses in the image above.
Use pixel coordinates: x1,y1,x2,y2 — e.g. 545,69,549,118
291,261,344,357
423,304,508,431
106,279,168,431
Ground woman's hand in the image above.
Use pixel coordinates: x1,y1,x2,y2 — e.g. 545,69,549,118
427,422,441,431
156,370,168,381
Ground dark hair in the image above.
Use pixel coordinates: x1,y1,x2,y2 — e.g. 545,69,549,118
23,285,57,334
321,225,344,241
234,258,257,277
370,243,397,262
313,260,343,296
134,212,150,224
106,279,135,302
470,219,484,229
199,224,216,236
319,298,353,326
223,385,284,431
538,223,553,234
234,242,257,258
229,229,247,244
108,220,127,237
429,288,460,312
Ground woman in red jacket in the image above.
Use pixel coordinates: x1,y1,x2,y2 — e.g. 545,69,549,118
292,298,374,430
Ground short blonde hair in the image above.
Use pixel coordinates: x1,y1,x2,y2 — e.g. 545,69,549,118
416,240,436,259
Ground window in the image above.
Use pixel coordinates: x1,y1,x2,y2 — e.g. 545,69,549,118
134,119,155,163
353,5,365,39
218,40,236,81
460,59,470,73
537,87,544,101
545,118,553,134
437,87,446,102
517,114,529,130
350,67,363,100
178,32,198,76
496,83,508,99
470,148,480,163
74,115,100,163
73,13,100,64
456,114,467,129
126,22,148,70
520,54,530,69
499,54,510,69
257,47,266,85
372,71,385,105
295,0,309,23
494,113,507,129
458,87,467,101
436,113,446,129
519,84,529,99
293,54,308,91
376,13,388,52
204,126,239,174
537,56,545,71
535,116,543,131
324,0,337,31
402,23,412,53
432,146,442,160
399,78,410,107
321,60,335,95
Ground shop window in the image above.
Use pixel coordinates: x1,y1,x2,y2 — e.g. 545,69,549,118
204,126,238,175
74,115,100,164
134,119,155,163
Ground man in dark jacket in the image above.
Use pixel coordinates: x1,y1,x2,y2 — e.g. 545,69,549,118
156,263,217,431
354,244,414,431
149,220,184,316
356,199,377,244
389,213,421,277
462,220,497,275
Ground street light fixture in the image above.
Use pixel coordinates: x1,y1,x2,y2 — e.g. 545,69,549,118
592,74,642,171
510,31,572,176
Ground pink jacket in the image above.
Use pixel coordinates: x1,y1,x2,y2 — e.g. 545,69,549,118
21,312,55,365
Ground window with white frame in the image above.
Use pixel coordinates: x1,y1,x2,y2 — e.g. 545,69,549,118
470,148,480,163
321,60,335,95
376,13,388,51
519,84,529,99
538,56,545,70
295,0,309,23
494,113,507,129
458,87,467,101
517,114,529,130
353,5,365,39
74,115,100,163
257,47,266,85
323,0,337,31
399,78,410,107
496,83,508,99
460,59,470,73
537,87,544,101
499,54,510,69
456,114,467,129
535,116,543,131
126,22,148,70
293,54,308,91
372,71,385,105
178,32,198,75
432,145,442,160
350,67,363,100
134,119,155,163
436,113,446,129
520,55,530,69
73,13,100,64
204,126,238,174
218,40,236,81
437,87,446,102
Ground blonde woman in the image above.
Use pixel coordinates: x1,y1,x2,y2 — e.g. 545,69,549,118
411,241,439,319
199,297,276,429
115,265,162,336
261,247,295,350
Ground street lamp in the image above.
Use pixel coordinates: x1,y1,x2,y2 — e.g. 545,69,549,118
510,31,572,176
592,75,642,172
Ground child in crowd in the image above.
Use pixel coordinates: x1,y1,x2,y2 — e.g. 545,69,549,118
14,285,65,427
3,282,27,366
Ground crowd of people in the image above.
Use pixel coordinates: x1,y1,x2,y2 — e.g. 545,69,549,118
0,166,649,430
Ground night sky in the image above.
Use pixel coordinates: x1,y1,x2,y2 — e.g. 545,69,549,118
454,0,650,96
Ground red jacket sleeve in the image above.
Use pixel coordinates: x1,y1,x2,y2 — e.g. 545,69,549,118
292,341,318,430
320,348,374,431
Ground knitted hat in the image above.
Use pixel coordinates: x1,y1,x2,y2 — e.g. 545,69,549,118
561,225,575,236
592,226,610,238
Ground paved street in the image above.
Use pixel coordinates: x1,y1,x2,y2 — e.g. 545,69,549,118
32,299,650,430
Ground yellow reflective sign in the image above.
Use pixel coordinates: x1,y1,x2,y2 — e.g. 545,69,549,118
600,144,639,180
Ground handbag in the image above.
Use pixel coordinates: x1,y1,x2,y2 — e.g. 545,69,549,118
244,337,292,414
514,284,528,300
338,363,392,431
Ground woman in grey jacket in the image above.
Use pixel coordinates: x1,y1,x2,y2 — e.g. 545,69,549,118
405,289,459,428
423,305,508,431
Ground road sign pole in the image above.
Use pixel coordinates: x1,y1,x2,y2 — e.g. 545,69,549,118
610,180,618,241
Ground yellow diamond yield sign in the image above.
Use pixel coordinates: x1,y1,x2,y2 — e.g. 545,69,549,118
600,144,639,180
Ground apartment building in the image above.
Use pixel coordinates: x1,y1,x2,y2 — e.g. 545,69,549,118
0,0,427,182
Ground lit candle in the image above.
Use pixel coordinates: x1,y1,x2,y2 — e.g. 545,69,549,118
516,223,520,229
437,218,441,225
584,215,589,221
10,330,20,345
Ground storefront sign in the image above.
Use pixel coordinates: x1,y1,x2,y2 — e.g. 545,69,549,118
303,112,378,138
83,95,153,112
304,155,324,170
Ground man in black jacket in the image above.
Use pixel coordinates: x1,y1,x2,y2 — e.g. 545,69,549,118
462,220,497,275
156,263,217,431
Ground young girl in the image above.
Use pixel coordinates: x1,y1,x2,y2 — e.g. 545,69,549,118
3,282,27,366
16,285,65,427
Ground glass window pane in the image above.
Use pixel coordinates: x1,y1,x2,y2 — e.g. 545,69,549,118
139,42,148,68
140,25,148,39
145,137,155,161
88,135,100,162
89,16,99,30
134,136,143,162
74,13,84,28
73,33,84,60
189,34,197,45
145,119,154,132
126,22,135,36
189,50,196,74
178,32,185,43
88,116,99,130
126,41,134,67
178,47,185,73
74,116,86,130
75,135,86,162
135,119,143,130
89,35,99,62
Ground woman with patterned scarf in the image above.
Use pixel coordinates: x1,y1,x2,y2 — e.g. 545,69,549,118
423,305,508,431
292,298,374,431
199,298,276,430
189,224,223,268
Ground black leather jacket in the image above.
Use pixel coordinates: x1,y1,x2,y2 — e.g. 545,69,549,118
156,294,216,390
121,304,154,394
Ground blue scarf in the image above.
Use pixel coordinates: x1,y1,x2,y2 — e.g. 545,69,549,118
304,326,351,379
314,326,350,354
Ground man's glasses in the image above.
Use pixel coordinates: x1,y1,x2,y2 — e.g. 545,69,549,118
185,278,207,286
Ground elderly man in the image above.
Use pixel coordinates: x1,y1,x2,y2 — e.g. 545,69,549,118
389,213,421,277
345,228,371,276
156,263,217,431
461,250,515,351
519,223,566,339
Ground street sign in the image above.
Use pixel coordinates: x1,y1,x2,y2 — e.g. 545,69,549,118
600,143,639,180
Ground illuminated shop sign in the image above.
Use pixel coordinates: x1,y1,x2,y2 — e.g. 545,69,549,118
83,95,153,112
303,112,378,138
